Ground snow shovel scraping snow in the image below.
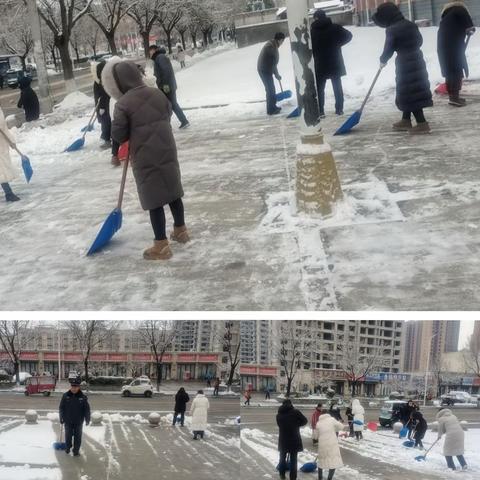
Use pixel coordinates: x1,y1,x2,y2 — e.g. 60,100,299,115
403,440,415,448
0,128,33,183
64,100,99,152
415,439,439,462
300,457,318,473
399,425,409,438
53,425,67,450
276,80,292,102
334,67,383,135
87,157,129,256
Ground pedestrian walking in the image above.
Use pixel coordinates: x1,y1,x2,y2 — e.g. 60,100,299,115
351,399,364,441
0,106,20,202
190,389,210,440
103,58,190,261
173,387,190,427
17,76,39,122
265,386,271,400
257,32,286,116
176,45,186,69
244,390,252,406
92,61,112,150
372,2,433,134
276,399,308,480
345,403,354,437
315,409,344,480
411,410,427,449
206,376,212,388
329,403,343,423
437,1,475,107
437,408,468,471
311,9,352,117
149,45,189,129
213,377,220,396
59,377,91,457
311,403,323,444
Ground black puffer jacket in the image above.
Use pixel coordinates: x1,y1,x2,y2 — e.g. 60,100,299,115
373,3,432,113
151,50,177,93
59,390,91,425
276,402,308,453
257,40,280,76
17,76,39,122
311,16,352,78
174,389,190,413
412,411,428,436
438,2,474,78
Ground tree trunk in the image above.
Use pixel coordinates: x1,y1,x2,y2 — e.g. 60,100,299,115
155,361,162,391
202,31,208,47
286,377,293,397
141,32,150,59
106,32,118,55
227,364,235,386
180,32,186,50
14,361,20,386
191,33,197,49
21,56,27,70
166,31,172,54
56,38,76,92
50,47,57,69
84,359,89,383
93,45,97,57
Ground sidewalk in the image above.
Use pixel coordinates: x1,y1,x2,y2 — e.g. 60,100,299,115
2,84,480,309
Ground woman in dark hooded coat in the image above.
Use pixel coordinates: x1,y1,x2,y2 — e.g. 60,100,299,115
17,76,39,122
372,2,433,134
276,399,308,480
437,2,475,107
173,387,190,426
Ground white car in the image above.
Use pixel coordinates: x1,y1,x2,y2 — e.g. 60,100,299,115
121,378,153,398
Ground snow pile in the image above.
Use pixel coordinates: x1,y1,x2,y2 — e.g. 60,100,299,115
102,413,149,424
0,466,62,480
55,91,92,111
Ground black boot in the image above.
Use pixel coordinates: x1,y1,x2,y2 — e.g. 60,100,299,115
5,192,20,202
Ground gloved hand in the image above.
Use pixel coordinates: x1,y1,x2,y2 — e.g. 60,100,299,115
162,84,171,94
467,27,476,36
99,109,106,115
85,421,90,426
60,420,64,425
380,62,387,69
275,74,282,81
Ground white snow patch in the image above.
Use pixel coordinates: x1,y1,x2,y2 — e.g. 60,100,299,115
55,91,92,111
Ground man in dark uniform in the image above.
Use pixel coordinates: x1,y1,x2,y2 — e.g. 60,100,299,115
59,377,91,456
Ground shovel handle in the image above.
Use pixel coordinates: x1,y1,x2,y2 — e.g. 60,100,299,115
83,99,101,140
0,128,24,157
117,157,129,210
423,437,440,458
360,67,383,113
278,79,284,93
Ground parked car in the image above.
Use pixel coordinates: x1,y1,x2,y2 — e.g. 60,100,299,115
121,377,153,398
24,375,56,396
379,400,407,427
441,391,473,406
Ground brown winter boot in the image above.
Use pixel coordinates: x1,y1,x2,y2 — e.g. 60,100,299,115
448,96,467,107
409,122,431,135
111,155,120,167
143,240,173,260
170,225,190,243
392,119,412,131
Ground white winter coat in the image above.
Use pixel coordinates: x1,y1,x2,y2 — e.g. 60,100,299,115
190,394,210,431
316,414,344,469
0,107,16,183
352,399,365,432
437,409,466,456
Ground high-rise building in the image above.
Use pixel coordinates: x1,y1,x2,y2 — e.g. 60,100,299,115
240,320,273,365
444,321,460,353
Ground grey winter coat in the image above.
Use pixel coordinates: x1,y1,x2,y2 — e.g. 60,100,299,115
102,60,184,211
151,51,177,93
257,40,280,76
436,409,465,456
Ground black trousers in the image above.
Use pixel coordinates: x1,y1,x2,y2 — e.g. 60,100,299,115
402,109,426,123
355,431,363,440
173,411,185,426
99,112,111,142
149,198,185,241
318,468,336,480
1,183,13,195
446,74,463,97
165,91,188,125
316,75,344,114
446,455,467,470
279,451,298,480
64,423,83,454
258,71,278,114
265,391,271,399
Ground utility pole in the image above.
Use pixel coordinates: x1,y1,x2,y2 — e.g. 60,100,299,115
27,0,53,114
286,0,342,216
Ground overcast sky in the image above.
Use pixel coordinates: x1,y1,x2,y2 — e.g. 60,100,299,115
459,320,476,349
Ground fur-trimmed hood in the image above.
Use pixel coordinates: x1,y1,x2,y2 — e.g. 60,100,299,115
101,56,140,101
91,62,100,83
442,1,469,15
91,60,107,84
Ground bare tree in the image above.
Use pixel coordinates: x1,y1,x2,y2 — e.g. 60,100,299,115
37,0,94,91
222,321,240,388
137,320,178,391
157,1,184,54
66,320,118,383
464,333,480,378
127,0,163,58
0,321,35,385
276,322,302,397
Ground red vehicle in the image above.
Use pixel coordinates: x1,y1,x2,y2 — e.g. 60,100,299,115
24,375,56,396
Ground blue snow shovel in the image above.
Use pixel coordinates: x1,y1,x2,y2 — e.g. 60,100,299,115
334,67,383,135
287,107,301,119
64,100,99,152
300,457,318,473
87,158,129,256
415,439,439,462
0,129,33,183
353,420,364,426
276,80,292,102
276,454,291,472
403,440,415,448
53,425,67,450
399,426,409,438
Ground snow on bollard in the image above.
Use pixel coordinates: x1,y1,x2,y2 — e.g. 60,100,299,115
148,412,161,427
25,409,38,424
91,411,103,426
430,421,439,432
393,422,403,434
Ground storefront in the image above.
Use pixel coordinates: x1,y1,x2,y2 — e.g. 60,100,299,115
240,365,278,392
176,353,197,381
19,352,39,374
197,354,219,380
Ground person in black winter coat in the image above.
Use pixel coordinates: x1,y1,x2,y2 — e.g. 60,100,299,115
311,9,352,117
411,410,428,449
17,76,39,122
345,405,354,437
276,399,308,480
372,2,433,135
149,45,189,129
400,400,416,439
437,2,475,107
92,61,112,149
59,378,91,456
257,32,286,116
173,387,190,426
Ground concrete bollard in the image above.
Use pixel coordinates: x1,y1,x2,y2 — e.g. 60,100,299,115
91,411,103,426
295,134,343,217
148,412,161,427
25,409,38,424
393,421,403,434
460,420,468,431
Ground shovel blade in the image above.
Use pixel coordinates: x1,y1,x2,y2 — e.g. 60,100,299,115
21,155,33,183
64,137,85,152
334,110,362,135
87,208,123,256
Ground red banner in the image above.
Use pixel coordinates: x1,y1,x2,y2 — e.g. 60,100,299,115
133,353,152,362
177,354,197,363
20,352,38,361
64,353,82,362
162,354,172,362
197,354,219,363
0,352,11,360
259,367,277,376
108,354,127,362
43,352,60,361
90,353,108,362
240,366,257,375
474,377,480,386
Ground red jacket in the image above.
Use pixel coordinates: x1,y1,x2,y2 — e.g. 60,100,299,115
311,409,321,429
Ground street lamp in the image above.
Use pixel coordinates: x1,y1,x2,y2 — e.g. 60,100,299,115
423,332,439,407
57,324,62,381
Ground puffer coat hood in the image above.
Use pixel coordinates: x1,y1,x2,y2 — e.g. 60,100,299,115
101,56,127,100
442,1,470,16
18,76,32,89
372,2,404,28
